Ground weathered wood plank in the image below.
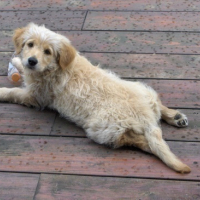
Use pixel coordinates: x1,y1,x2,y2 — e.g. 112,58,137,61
51,117,85,137
65,31,200,54
0,172,39,200
2,53,200,79
51,109,200,142
35,174,200,200
0,31,13,52
0,76,18,88
141,79,200,108
0,52,11,75
162,109,200,141
2,31,200,54
0,77,199,108
0,11,86,30
0,135,199,180
1,0,200,11
83,53,200,79
84,11,200,31
0,103,56,135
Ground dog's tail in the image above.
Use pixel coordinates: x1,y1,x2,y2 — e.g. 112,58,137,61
145,126,191,173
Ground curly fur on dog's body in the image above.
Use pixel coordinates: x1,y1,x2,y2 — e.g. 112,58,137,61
0,23,191,173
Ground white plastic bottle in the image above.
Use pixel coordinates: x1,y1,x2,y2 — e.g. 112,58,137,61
8,56,22,84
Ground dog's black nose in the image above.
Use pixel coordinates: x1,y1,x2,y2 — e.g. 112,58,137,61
28,57,38,66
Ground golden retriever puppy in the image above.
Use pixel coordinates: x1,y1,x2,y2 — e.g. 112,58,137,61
0,23,190,173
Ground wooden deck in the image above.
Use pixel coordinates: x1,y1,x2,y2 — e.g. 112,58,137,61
0,1,200,199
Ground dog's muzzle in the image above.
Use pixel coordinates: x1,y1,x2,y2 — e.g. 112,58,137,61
27,57,38,69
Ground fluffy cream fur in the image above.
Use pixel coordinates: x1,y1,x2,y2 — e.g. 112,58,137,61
0,23,190,173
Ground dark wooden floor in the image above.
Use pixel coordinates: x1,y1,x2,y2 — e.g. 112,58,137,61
0,1,200,199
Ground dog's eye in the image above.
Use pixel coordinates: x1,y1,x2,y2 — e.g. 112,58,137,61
44,49,51,55
28,42,34,48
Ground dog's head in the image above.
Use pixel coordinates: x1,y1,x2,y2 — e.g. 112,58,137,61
13,23,76,73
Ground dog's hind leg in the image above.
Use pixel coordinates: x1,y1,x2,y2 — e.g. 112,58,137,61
159,102,188,127
0,87,39,108
144,126,191,173
116,127,191,173
115,130,151,153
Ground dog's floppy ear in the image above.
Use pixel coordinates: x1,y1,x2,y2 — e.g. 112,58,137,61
59,41,76,70
12,27,26,54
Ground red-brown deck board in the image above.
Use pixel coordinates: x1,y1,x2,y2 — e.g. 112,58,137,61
0,172,39,200
0,103,56,135
1,0,200,11
0,11,86,30
0,0,200,199
2,31,200,54
84,53,200,79
0,135,199,180
84,11,200,31
35,174,200,200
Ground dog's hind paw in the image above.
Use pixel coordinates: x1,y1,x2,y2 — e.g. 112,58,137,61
173,113,188,127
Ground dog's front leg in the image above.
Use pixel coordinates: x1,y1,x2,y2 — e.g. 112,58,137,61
0,87,39,108
12,57,24,74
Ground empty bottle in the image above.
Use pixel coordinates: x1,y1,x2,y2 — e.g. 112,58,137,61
8,56,22,84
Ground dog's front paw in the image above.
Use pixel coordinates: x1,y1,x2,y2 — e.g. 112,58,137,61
12,57,24,74
173,112,188,127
